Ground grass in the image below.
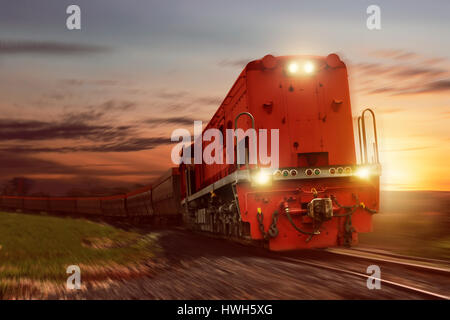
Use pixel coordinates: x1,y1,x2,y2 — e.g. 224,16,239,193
359,212,450,260
0,211,159,284
358,191,450,261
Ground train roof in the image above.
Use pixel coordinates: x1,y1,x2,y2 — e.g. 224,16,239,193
203,53,346,132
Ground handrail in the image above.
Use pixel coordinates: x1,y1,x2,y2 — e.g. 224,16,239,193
357,116,363,163
234,112,256,170
360,108,379,164
186,167,191,197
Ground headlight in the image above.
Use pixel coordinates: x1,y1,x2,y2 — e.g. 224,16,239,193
287,61,315,75
253,169,272,186
304,61,314,73
288,62,299,74
355,167,371,179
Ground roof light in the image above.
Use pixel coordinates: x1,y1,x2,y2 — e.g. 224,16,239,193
288,62,299,74
304,61,315,73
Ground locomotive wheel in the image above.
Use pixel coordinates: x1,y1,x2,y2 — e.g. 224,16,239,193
214,220,220,234
216,219,225,235
237,221,243,239
226,222,231,236
213,213,221,234
231,220,240,238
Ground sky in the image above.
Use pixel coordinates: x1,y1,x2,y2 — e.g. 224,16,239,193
0,0,449,194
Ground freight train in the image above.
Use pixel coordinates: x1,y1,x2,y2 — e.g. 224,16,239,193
0,168,181,224
0,54,381,251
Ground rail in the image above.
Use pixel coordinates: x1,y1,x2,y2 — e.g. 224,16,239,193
276,255,449,300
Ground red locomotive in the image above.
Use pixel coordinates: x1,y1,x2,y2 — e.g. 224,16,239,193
179,54,381,250
0,53,380,251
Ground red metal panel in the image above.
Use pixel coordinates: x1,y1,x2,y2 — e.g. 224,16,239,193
236,176,379,251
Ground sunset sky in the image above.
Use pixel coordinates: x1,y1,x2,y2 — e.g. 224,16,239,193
0,0,449,194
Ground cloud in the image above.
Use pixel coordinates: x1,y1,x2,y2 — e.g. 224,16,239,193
0,113,172,153
0,137,170,153
423,57,448,65
61,79,85,86
0,151,165,195
351,50,450,96
381,146,435,152
0,118,132,142
155,89,221,106
193,96,222,106
411,79,450,94
0,99,141,147
376,107,404,114
156,90,189,100
87,137,170,152
442,111,450,119
368,49,448,65
0,100,206,153
97,100,137,112
218,58,250,68
0,40,110,55
367,87,399,95
144,89,222,116
60,100,136,125
369,49,420,61
369,79,450,96
391,67,446,79
352,63,447,80
0,106,186,153
61,79,120,87
144,116,205,126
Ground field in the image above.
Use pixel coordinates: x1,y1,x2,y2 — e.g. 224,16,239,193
359,191,450,260
0,211,160,298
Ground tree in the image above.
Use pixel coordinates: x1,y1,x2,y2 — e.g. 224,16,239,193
2,177,34,196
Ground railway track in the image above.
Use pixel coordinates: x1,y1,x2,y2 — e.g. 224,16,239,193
276,255,449,300
187,228,450,299
271,248,450,300
341,247,450,266
323,247,450,274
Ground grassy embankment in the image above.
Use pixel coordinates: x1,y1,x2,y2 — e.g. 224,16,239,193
0,211,160,297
